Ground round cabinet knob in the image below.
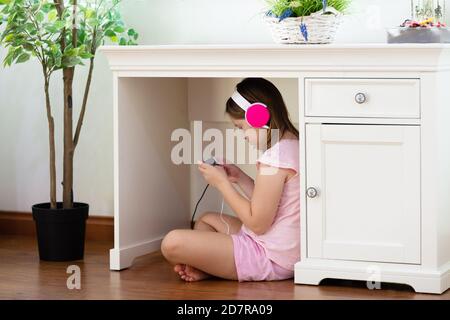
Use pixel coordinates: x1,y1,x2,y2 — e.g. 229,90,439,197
355,92,367,104
306,187,318,199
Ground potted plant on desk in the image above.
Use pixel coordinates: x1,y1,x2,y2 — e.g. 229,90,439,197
264,0,351,44
0,0,138,261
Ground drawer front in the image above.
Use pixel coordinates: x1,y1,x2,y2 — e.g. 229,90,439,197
305,78,420,119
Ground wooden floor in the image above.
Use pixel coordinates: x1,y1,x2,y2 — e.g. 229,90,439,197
0,235,449,300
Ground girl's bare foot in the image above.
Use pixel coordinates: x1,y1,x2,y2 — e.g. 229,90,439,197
174,264,185,272
179,265,211,282
174,264,186,277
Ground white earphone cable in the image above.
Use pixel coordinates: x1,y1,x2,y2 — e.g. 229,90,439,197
219,196,230,235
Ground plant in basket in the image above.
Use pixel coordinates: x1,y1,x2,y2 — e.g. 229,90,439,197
264,0,352,44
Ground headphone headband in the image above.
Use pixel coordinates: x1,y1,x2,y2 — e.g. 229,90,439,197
231,91,251,112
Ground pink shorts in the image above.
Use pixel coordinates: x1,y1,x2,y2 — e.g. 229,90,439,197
231,228,294,282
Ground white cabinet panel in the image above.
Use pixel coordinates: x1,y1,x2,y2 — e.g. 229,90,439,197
306,124,421,264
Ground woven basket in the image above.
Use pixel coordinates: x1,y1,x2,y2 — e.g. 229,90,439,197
264,7,343,44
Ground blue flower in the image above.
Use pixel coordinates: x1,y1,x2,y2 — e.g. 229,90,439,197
265,10,275,17
279,8,293,22
323,0,328,12
300,22,308,41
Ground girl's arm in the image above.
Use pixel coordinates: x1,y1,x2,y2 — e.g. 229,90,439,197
236,171,255,199
221,163,255,199
217,163,291,235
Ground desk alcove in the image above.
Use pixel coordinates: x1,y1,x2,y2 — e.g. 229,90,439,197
108,73,299,271
102,44,450,294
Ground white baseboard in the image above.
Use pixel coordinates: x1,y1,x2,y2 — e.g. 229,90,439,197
110,237,163,271
295,259,450,294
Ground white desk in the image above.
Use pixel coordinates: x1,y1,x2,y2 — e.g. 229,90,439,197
102,44,450,294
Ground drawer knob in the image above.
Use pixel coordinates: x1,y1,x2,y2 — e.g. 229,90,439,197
306,187,318,199
355,92,367,104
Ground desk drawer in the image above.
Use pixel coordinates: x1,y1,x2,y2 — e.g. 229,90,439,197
305,78,420,119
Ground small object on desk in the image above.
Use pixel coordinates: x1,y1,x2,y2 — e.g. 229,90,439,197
387,18,450,43
400,18,447,28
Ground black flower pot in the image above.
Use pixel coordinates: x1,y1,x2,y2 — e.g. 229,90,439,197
32,202,89,261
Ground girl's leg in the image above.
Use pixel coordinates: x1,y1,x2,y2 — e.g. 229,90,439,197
172,212,242,281
161,229,238,281
194,211,242,234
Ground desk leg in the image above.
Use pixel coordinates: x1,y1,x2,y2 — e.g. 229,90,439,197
110,77,190,270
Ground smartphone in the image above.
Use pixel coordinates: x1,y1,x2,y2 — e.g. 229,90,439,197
204,157,219,166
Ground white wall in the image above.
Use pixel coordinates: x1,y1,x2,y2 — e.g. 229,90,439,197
0,0,440,216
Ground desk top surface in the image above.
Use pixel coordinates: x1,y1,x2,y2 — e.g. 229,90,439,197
101,43,450,73
101,43,450,51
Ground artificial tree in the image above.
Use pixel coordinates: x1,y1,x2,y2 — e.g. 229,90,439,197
0,0,138,209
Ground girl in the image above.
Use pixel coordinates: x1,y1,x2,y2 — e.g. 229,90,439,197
161,78,300,282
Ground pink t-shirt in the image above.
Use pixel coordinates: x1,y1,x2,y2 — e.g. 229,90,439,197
241,138,300,271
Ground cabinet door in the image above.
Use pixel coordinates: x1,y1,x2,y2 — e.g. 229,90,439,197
306,124,421,264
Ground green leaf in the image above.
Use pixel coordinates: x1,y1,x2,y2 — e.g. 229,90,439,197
16,52,30,64
48,9,58,22
24,22,36,34
85,8,95,19
53,20,65,30
114,25,125,33
104,29,116,37
77,29,86,44
12,47,22,60
41,3,54,13
3,33,14,42
62,55,82,67
48,45,58,56
127,28,138,40
45,25,58,33
102,21,114,30
23,43,34,51
80,52,94,59
3,47,15,67
64,48,78,57
36,11,44,23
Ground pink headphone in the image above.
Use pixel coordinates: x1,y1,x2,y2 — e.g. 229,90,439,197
231,90,271,129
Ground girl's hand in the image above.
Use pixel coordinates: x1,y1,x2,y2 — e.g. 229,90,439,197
197,161,230,188
214,156,243,184
222,164,243,184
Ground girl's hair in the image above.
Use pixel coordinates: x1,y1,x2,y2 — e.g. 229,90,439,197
225,78,299,148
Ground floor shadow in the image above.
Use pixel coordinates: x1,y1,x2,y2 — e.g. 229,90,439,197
319,278,415,292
